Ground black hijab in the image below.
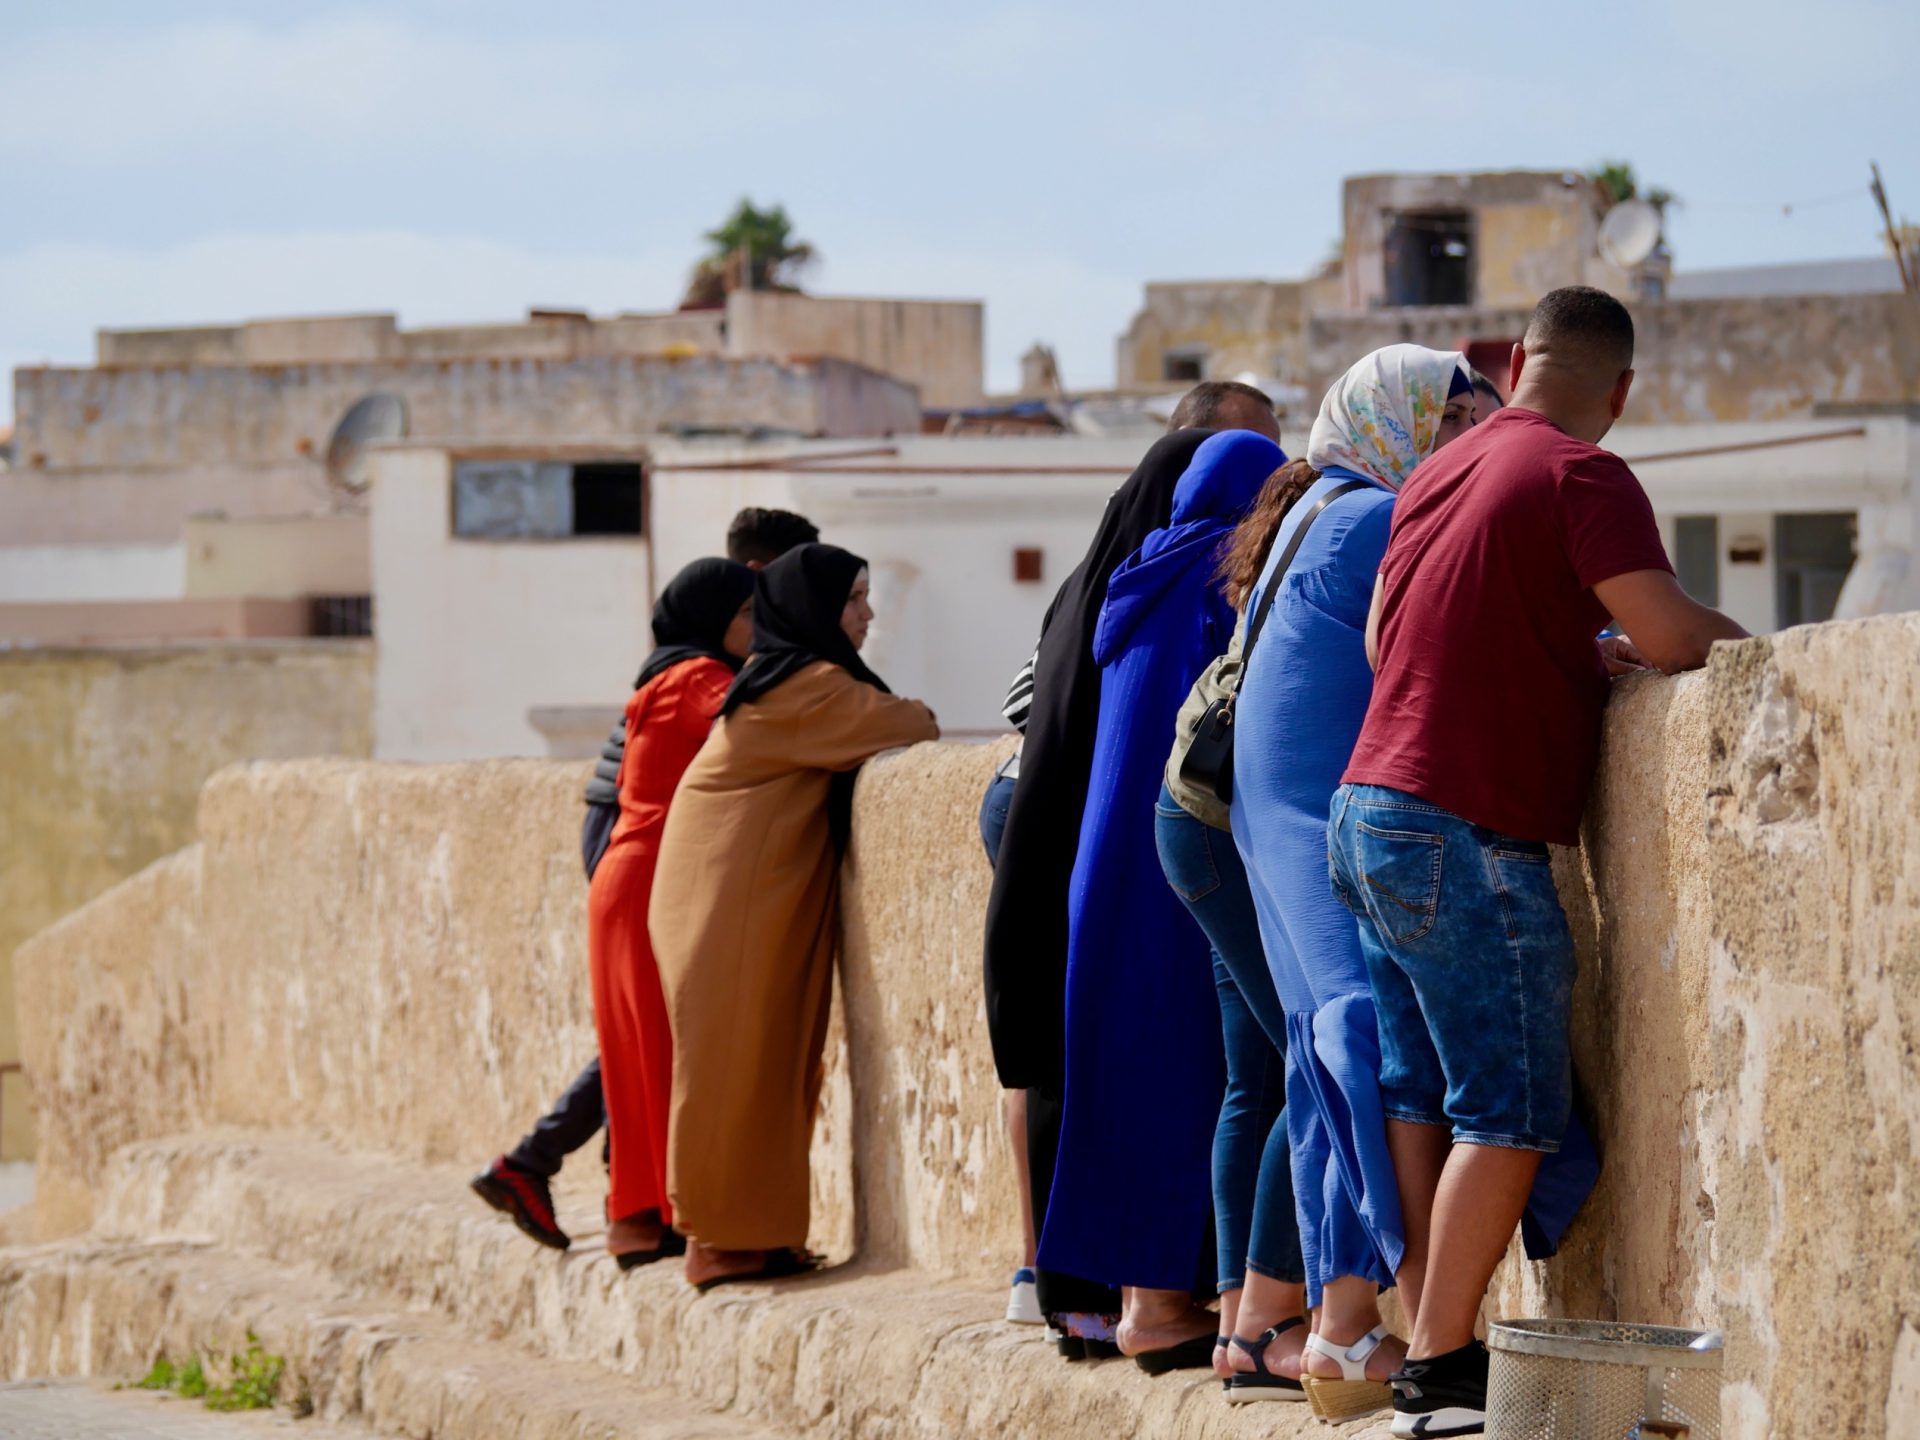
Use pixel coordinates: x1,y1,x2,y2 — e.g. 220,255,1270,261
720,543,892,855
981,429,1214,1093
719,543,889,715
634,557,758,690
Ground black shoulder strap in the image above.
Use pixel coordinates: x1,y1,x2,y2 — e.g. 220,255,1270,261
1240,479,1371,669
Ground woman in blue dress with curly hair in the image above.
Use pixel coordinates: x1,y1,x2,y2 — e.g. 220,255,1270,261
1229,345,1481,1422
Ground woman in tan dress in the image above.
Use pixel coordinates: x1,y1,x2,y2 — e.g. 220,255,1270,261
650,543,940,1290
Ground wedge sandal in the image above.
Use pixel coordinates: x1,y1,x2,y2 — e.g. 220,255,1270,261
1301,1323,1396,1424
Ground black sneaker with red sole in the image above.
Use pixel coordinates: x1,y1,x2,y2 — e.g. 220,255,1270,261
470,1155,571,1250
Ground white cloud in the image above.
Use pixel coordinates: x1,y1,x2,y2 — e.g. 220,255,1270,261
0,15,817,159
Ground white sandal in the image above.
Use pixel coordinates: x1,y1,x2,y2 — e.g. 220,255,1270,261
1301,1324,1396,1425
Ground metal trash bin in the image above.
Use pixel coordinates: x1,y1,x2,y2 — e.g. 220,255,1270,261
1486,1319,1723,1439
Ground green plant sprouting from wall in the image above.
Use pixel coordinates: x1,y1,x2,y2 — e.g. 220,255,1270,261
1589,160,1677,215
681,198,818,308
130,1334,286,1412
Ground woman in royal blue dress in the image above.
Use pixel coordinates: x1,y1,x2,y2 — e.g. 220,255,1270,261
1040,429,1283,1372
1229,345,1481,1423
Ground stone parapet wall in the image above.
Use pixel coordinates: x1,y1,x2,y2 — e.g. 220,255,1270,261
84,296,976,406
0,641,374,1160
4,355,921,545
12,615,1920,1435
13,354,914,476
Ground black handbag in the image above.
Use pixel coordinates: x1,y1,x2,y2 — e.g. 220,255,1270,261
1178,479,1369,804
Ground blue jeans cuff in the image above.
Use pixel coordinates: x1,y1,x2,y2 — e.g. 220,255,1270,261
1452,1128,1563,1155
1384,1105,1449,1129
1244,1256,1307,1287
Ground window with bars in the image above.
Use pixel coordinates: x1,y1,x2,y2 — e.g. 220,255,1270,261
311,595,373,637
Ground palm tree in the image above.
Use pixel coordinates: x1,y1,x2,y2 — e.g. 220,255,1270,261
680,200,818,309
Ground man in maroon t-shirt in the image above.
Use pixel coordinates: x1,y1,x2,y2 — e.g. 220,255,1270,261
1329,288,1747,1437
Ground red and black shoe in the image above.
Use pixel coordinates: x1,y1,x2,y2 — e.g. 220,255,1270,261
470,1155,570,1250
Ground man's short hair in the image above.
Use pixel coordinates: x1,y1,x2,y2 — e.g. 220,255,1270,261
726,507,820,565
1168,380,1276,432
1523,286,1635,380
1469,369,1504,407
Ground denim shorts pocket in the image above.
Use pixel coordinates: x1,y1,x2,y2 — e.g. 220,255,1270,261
1354,820,1444,946
1488,841,1551,865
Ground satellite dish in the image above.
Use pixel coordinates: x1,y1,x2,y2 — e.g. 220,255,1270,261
324,393,408,496
1599,200,1663,269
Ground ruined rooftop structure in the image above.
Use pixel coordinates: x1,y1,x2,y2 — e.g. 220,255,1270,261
1118,168,1920,425
4,291,984,551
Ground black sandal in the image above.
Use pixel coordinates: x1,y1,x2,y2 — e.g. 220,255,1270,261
613,1229,688,1271
1055,1312,1121,1361
1226,1317,1309,1404
1215,1334,1231,1391
1134,1331,1220,1376
692,1246,821,1293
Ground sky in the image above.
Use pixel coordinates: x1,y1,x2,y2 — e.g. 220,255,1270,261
3,0,1917,421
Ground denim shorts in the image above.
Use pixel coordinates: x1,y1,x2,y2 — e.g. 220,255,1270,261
1327,783,1575,1153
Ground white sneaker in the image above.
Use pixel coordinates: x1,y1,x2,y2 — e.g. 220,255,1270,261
1005,1267,1043,1325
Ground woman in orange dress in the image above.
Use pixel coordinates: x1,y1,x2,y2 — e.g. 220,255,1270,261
591,557,757,1268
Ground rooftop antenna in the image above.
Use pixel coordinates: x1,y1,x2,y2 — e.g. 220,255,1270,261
1869,161,1916,294
1597,200,1663,269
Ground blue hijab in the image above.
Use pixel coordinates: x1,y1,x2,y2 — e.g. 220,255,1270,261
1092,430,1283,665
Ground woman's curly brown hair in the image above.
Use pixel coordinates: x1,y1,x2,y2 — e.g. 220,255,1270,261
1217,459,1321,610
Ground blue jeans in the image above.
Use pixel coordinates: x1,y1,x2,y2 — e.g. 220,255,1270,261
1154,783,1304,1290
979,762,1017,866
1328,784,1575,1152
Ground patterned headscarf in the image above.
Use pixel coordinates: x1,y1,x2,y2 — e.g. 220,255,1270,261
1306,343,1470,490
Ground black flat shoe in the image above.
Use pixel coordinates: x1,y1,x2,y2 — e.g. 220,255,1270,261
613,1229,688,1271
1134,1332,1220,1375
691,1246,821,1293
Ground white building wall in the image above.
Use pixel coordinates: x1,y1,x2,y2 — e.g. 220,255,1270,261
371,449,656,761
782,478,1123,735
370,420,1917,762
655,436,1158,737
1623,416,1914,635
1712,511,1780,636
0,543,183,602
